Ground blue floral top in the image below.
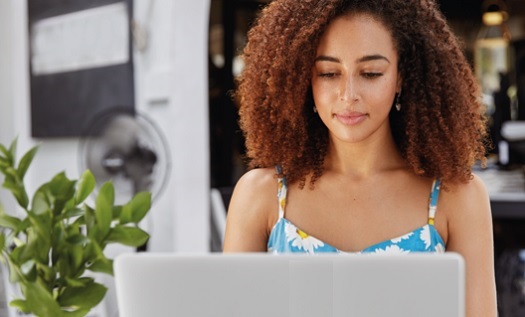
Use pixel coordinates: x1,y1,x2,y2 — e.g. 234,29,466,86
267,175,446,254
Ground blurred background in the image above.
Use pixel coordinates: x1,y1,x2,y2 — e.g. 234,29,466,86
0,0,524,316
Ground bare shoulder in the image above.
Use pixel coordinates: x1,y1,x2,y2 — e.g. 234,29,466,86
441,174,491,221
230,168,279,209
223,168,279,252
234,167,278,192
440,173,493,250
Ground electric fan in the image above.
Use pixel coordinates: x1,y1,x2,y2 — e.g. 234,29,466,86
79,108,170,206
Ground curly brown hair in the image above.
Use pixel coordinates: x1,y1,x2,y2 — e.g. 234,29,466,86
236,0,488,188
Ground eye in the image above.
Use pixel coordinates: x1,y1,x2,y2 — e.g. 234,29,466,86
362,72,383,79
318,72,338,78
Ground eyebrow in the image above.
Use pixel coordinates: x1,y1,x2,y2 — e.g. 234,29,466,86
314,54,390,64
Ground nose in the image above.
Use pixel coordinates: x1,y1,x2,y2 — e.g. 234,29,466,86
340,75,358,102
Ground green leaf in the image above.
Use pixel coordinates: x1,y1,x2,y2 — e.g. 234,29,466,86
0,138,16,165
3,166,19,181
64,222,80,236
58,281,107,310
66,234,88,245
72,215,86,227
82,242,98,264
25,279,64,317
83,239,107,266
48,172,77,215
0,212,23,231
0,156,8,169
62,309,91,317
49,174,76,201
36,263,55,284
88,259,113,275
64,197,75,210
57,208,84,222
112,205,122,220
74,170,95,205
31,189,50,215
128,192,151,223
21,259,36,275
57,251,72,280
10,244,24,262
16,145,38,180
94,182,114,237
7,254,24,283
3,179,29,209
106,226,149,247
117,191,151,225
8,137,18,163
21,260,38,282
0,232,5,250
84,205,95,230
0,142,10,160
28,214,52,247
65,277,93,288
119,204,133,224
9,299,30,313
68,244,84,273
20,231,39,264
87,225,101,245
23,226,51,266
52,225,66,264
19,217,30,231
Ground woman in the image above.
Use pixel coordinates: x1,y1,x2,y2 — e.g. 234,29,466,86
223,0,497,315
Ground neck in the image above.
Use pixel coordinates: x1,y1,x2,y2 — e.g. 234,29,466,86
324,129,405,180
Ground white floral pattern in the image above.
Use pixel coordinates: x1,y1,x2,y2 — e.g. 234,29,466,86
269,218,445,254
419,225,431,249
373,245,409,254
390,231,414,243
284,222,325,254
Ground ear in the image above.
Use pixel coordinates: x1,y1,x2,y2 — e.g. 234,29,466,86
396,74,403,93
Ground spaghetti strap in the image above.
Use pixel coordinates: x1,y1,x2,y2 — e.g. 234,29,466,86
428,179,441,225
275,166,287,219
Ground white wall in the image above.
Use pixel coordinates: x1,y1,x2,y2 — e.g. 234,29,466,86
0,0,16,216
133,0,211,252
0,1,14,146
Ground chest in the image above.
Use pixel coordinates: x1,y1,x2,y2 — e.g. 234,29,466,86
277,180,446,252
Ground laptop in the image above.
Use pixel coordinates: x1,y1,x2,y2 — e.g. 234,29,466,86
114,253,465,317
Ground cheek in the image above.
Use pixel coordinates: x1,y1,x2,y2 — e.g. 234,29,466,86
311,79,337,109
362,78,397,106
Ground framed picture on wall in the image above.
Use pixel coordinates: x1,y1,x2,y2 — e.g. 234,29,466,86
28,0,134,137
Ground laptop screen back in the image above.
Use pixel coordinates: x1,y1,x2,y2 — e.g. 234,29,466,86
114,253,465,317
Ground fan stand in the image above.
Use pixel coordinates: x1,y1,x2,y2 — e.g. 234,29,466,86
103,142,157,252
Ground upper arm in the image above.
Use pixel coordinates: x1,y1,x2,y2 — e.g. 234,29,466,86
222,168,278,252
444,174,497,317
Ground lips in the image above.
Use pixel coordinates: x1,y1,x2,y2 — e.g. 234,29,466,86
334,111,368,126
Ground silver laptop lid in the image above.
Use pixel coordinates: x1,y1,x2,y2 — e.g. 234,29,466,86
115,253,465,317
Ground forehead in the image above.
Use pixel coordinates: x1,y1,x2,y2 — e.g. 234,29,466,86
316,14,397,58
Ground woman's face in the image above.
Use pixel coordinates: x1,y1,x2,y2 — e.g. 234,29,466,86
311,13,401,145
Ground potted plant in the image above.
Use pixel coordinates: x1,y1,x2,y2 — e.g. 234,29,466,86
0,138,151,317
